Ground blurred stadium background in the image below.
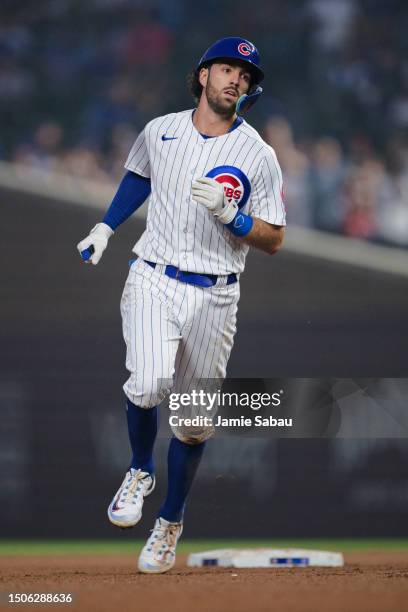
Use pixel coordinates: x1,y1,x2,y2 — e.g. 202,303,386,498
2,0,408,245
1,0,408,544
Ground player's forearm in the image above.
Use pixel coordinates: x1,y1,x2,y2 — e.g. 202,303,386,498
102,171,151,230
238,217,285,255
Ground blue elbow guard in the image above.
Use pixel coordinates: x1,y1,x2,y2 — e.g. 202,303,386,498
226,211,254,237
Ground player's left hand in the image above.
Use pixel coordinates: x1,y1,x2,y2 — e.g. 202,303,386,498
192,177,238,224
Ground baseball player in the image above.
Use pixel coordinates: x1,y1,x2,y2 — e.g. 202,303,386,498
77,37,285,574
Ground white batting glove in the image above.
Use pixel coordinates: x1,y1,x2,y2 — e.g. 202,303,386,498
192,177,238,224
76,222,114,265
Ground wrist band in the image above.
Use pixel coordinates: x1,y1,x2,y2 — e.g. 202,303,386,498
226,211,254,237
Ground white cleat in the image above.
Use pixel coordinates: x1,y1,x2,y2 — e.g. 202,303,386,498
107,468,155,528
138,517,183,574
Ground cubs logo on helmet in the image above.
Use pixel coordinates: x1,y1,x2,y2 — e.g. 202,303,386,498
205,165,251,209
238,42,253,57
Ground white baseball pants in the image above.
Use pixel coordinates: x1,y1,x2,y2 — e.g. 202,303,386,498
121,259,240,443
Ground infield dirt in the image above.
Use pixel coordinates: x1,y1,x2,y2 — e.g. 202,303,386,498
1,552,408,612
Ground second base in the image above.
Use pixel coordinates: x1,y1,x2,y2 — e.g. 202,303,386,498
187,548,344,568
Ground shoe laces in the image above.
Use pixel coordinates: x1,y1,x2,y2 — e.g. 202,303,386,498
146,520,181,554
118,469,150,506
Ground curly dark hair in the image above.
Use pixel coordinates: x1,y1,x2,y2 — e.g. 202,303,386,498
186,65,208,103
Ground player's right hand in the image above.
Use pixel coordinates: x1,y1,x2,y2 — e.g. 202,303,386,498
76,222,114,265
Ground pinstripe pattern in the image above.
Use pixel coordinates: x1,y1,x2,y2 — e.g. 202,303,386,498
124,109,286,275
121,259,239,442
121,109,285,441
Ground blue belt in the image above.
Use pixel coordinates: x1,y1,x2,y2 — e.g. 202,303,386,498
144,260,237,288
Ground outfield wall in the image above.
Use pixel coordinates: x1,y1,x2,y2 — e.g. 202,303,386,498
1,179,408,539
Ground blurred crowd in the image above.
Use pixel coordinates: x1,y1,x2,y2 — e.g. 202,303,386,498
1,0,408,245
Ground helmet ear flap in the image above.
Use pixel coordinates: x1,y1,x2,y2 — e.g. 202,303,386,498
236,85,263,115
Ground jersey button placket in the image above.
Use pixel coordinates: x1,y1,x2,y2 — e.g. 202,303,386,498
182,154,199,261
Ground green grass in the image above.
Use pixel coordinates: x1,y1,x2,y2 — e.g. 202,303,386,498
0,539,408,556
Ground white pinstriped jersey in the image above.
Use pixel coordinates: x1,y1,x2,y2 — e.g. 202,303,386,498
125,109,286,275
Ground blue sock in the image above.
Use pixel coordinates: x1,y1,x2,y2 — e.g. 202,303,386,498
159,437,206,523
126,398,158,475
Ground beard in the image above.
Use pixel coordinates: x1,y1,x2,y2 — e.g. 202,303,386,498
205,80,237,118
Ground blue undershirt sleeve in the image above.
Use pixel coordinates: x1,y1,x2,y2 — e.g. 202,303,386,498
102,170,151,230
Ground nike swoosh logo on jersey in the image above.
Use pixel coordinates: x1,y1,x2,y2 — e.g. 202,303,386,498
161,134,178,141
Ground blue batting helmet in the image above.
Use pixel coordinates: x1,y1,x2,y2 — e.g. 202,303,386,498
196,37,264,114
197,37,264,85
